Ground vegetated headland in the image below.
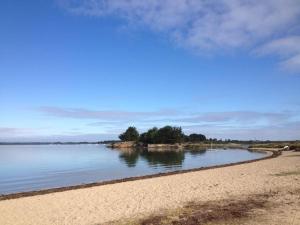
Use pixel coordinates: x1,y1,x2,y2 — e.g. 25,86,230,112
107,125,300,151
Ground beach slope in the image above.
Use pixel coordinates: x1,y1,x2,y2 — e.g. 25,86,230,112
0,151,299,225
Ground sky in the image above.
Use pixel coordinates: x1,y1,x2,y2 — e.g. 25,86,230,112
1,0,300,141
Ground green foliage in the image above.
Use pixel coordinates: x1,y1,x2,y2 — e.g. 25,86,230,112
188,133,206,142
119,126,207,145
139,127,158,144
155,126,184,144
119,126,139,142
140,126,184,144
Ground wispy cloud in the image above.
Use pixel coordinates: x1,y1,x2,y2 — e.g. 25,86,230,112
183,121,300,141
38,106,179,120
35,106,300,140
0,131,115,142
2,107,298,141
0,127,35,135
0,127,19,133
255,36,300,72
37,106,295,125
0,126,117,142
176,111,292,124
58,0,300,72
0,127,43,141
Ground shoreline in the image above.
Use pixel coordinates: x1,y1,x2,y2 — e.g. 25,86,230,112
0,149,278,201
107,141,248,150
0,149,298,225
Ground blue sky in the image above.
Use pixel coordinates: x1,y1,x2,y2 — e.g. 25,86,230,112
1,0,300,141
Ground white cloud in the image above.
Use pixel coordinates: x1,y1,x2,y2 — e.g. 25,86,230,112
34,106,300,140
59,0,300,71
0,127,42,141
281,53,300,72
176,0,300,50
2,108,299,141
182,121,300,141
177,111,291,124
37,106,179,120
256,36,300,57
256,36,300,72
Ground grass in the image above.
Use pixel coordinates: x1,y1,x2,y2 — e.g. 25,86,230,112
104,193,274,225
285,154,300,157
104,188,300,225
249,141,300,151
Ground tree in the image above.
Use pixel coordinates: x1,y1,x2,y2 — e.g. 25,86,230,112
155,126,184,144
139,127,158,144
121,125,208,145
188,133,206,142
119,127,139,142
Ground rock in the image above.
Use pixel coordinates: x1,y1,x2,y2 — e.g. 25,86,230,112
109,141,137,149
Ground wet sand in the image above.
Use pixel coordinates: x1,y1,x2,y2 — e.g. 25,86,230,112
0,150,299,225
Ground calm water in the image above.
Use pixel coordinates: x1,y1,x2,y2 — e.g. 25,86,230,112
0,144,266,194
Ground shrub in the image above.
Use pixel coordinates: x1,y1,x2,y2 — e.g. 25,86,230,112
188,133,206,142
119,126,139,142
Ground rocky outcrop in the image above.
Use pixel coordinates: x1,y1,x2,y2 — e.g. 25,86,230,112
107,141,137,149
147,144,184,151
107,142,245,151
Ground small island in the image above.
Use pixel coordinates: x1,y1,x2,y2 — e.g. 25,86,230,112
107,126,300,152
108,126,244,150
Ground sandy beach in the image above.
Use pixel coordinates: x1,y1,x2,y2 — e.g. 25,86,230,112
0,150,299,225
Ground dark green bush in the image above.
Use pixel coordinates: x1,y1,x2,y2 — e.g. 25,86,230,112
120,126,206,145
119,126,139,142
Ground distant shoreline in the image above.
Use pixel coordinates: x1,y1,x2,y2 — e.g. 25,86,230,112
0,141,116,145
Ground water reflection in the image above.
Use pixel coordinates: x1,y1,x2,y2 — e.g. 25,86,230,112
118,149,140,167
119,149,195,168
119,148,209,168
187,149,207,157
140,150,185,168
0,145,266,194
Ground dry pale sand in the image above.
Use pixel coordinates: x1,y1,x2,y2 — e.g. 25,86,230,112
0,151,299,225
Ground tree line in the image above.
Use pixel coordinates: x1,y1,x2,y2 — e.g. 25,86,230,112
119,126,206,144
